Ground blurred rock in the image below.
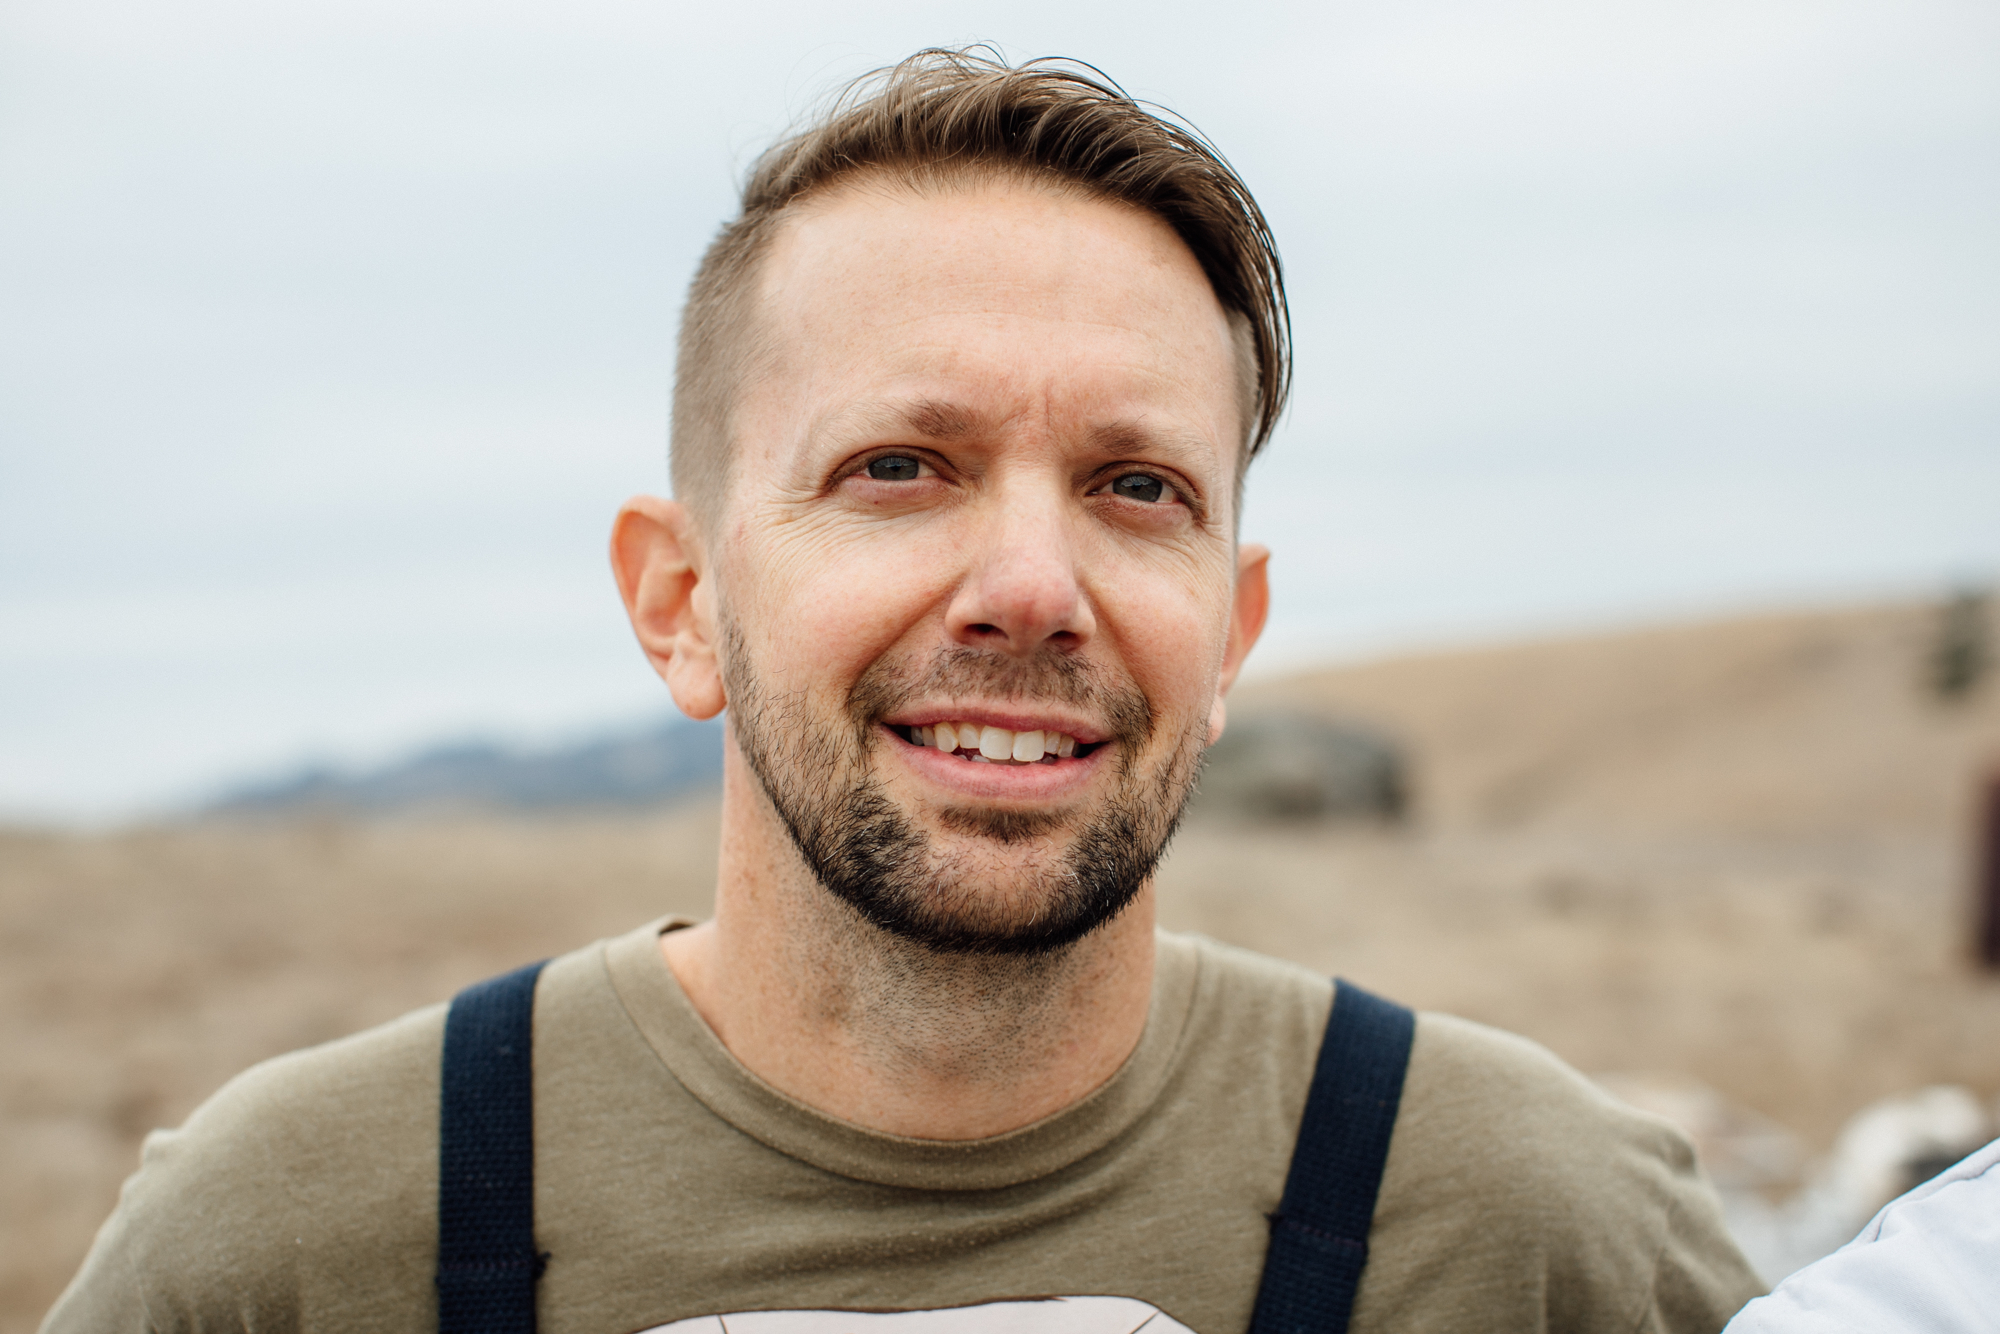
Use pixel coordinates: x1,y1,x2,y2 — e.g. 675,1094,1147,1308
1194,711,1406,822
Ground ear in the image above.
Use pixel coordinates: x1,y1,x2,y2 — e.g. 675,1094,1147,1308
610,496,726,720
1207,543,1270,746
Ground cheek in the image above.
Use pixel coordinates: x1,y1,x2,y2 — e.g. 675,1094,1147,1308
1097,558,1235,723
1130,626,1222,729
732,527,954,695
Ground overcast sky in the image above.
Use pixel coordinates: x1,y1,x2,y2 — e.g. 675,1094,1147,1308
3,0,1996,822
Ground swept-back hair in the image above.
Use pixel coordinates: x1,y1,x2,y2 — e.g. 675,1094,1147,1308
671,47,1291,516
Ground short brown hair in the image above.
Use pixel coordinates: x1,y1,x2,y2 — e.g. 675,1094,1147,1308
671,47,1291,517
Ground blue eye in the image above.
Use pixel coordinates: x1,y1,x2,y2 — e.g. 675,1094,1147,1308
866,455,922,481
1111,473,1168,503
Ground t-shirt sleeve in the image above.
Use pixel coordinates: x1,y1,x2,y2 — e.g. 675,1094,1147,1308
1354,1013,1765,1334
1635,1191,1771,1332
37,1223,154,1334
39,1004,446,1334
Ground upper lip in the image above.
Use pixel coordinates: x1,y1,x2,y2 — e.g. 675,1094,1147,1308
880,706,1109,745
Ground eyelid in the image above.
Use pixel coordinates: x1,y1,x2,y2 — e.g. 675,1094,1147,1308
1092,467,1193,508
841,448,945,484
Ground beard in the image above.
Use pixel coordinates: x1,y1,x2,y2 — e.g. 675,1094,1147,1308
722,622,1205,956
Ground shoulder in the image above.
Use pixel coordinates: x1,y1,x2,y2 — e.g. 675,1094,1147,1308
50,938,639,1331
142,997,446,1243
43,1001,449,1331
1401,1010,1696,1186
1172,941,1693,1202
1170,933,1656,1167
1387,1012,1705,1245
47,935,641,1329
1369,1012,1763,1331
1164,938,1761,1333
46,940,632,1330
178,996,448,1172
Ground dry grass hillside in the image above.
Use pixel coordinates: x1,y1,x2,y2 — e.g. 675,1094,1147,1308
1240,600,1995,838
4,599,1998,1328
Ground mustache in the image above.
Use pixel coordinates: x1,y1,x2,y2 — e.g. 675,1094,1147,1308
848,644,1154,747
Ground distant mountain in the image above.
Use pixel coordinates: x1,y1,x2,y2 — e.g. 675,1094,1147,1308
206,716,725,816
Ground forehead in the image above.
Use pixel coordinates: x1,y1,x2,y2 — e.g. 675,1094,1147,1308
737,173,1241,477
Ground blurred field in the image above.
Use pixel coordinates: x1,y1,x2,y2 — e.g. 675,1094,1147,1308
5,599,2000,1328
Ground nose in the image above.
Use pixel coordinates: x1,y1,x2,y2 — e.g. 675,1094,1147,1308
944,489,1095,657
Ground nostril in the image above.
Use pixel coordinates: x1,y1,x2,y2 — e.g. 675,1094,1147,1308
966,623,1002,636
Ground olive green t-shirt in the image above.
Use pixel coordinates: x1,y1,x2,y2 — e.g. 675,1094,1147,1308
44,923,1762,1333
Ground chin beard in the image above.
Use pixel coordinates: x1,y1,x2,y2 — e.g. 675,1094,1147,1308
723,629,1203,956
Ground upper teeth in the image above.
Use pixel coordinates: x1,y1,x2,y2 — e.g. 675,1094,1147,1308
915,723,1078,762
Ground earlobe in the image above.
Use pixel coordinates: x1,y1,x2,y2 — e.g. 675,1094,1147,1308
610,497,727,720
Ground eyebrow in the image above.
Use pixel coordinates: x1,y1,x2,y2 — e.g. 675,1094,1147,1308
813,397,987,449
1090,420,1175,457
899,397,981,440
1087,419,1216,471
823,397,1214,469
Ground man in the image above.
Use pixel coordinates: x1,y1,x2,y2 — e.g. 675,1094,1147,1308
46,50,1763,1333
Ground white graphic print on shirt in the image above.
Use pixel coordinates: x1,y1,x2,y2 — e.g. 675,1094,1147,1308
641,1295,1198,1334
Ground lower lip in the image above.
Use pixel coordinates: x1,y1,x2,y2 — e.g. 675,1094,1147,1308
883,726,1108,801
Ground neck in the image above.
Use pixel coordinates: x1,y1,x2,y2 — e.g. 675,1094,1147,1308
661,755,1156,1140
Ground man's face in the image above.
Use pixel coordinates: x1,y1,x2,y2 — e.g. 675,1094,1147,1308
712,173,1255,954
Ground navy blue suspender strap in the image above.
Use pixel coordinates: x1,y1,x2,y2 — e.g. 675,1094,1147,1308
1247,978,1417,1334
436,959,549,1334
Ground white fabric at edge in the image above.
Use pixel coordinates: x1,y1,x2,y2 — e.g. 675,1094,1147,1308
1723,1136,2000,1333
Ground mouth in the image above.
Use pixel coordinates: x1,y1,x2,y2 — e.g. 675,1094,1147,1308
888,721,1104,766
